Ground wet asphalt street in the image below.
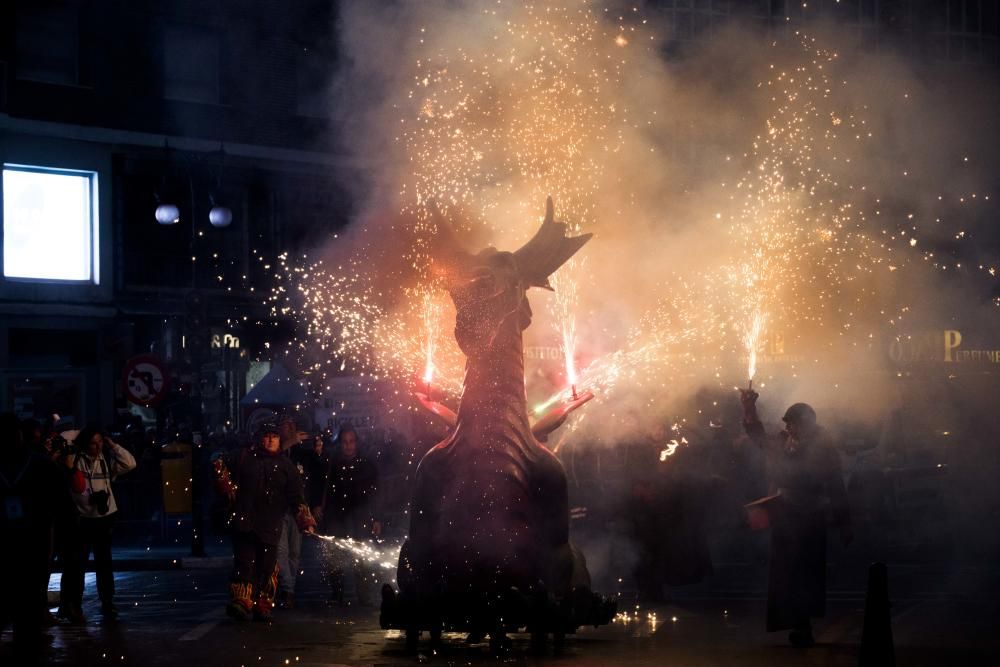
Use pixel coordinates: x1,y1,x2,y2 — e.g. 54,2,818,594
3,551,997,667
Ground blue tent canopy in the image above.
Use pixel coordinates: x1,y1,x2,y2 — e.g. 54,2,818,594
239,362,308,406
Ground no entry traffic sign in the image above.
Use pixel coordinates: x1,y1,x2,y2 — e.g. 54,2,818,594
123,354,170,407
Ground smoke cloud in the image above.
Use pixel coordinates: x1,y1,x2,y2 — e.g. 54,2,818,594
300,2,996,457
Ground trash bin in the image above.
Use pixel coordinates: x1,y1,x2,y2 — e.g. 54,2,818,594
160,440,193,514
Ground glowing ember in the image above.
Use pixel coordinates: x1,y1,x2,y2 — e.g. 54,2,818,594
659,439,682,461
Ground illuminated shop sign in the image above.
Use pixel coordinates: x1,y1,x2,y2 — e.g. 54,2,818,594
889,330,1000,365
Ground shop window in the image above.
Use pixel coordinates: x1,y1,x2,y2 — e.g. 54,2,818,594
2,165,98,283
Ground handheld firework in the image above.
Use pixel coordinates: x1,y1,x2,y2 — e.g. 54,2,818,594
744,309,766,388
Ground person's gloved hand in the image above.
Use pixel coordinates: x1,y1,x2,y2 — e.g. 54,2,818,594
739,387,759,421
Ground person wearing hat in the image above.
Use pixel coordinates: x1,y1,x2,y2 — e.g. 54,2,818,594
739,388,852,648
213,423,316,622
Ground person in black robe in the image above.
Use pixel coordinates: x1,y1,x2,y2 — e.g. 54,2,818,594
740,388,852,647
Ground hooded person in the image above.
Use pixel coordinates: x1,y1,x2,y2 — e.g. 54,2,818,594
214,423,315,622
739,388,852,647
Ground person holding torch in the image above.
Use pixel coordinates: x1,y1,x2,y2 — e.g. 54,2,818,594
739,387,852,647
214,423,316,623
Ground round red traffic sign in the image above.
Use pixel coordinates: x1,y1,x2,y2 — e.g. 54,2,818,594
123,354,171,407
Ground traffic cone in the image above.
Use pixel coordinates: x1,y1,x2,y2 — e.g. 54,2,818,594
859,561,894,667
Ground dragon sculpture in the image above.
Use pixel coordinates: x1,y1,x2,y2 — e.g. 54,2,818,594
381,198,615,651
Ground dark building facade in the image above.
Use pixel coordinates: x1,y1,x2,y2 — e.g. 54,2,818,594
0,1,356,432
1,0,997,434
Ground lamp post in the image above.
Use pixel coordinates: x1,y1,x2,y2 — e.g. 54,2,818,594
153,143,236,558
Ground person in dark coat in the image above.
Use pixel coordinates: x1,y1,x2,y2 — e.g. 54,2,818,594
294,432,329,518
315,426,379,604
0,413,68,662
275,415,308,610
214,423,316,622
740,388,852,647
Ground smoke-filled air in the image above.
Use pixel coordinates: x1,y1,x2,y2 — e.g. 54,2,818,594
269,1,998,449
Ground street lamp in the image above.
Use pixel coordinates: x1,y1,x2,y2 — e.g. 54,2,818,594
208,196,232,227
155,201,181,225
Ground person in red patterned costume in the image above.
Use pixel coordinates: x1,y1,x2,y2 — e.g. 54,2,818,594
214,423,315,622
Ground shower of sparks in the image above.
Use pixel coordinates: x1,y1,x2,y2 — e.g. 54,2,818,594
267,10,969,444
375,287,465,399
314,535,402,572
745,309,767,382
552,268,581,392
542,18,946,436
537,274,728,421
420,288,442,389
272,2,644,411
401,3,638,393
715,30,918,392
270,253,384,381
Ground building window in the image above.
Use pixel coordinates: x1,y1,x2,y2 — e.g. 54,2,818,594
2,165,98,283
931,0,1000,65
162,25,221,104
15,5,80,85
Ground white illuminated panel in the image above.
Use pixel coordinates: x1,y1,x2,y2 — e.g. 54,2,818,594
3,166,97,282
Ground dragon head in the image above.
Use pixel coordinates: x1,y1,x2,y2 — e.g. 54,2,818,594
433,197,591,358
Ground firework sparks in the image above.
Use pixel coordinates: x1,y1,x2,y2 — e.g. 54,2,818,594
659,439,681,461
313,534,401,572
269,14,941,450
745,309,767,383
398,3,643,409
273,3,641,412
420,288,442,395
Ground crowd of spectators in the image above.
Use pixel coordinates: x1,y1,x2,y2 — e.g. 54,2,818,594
1,389,868,655
0,412,137,660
